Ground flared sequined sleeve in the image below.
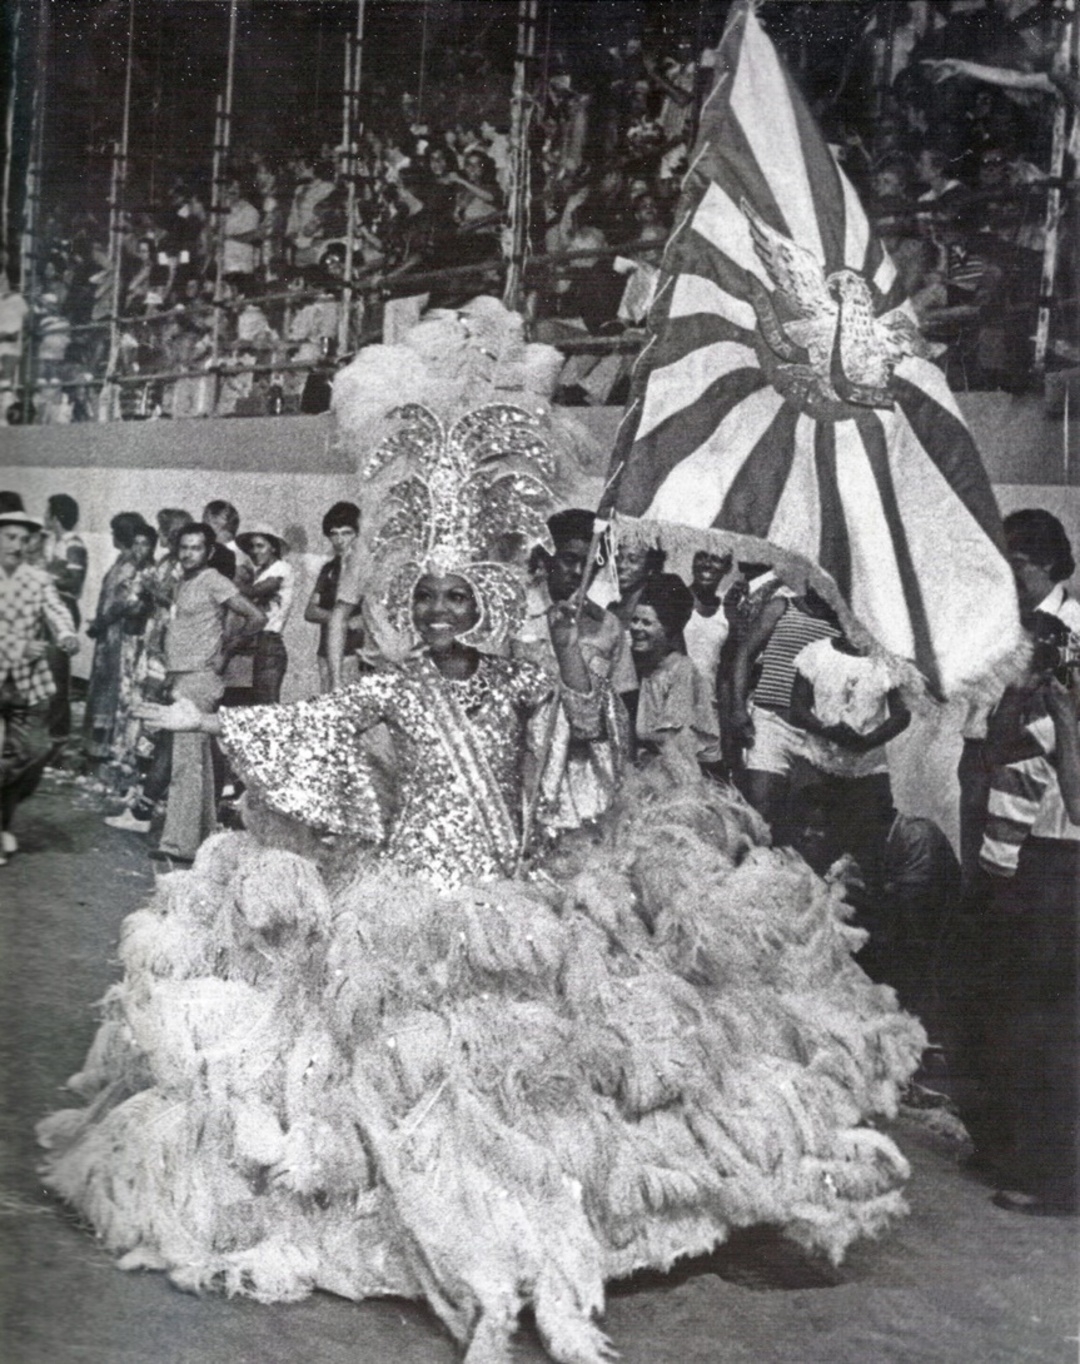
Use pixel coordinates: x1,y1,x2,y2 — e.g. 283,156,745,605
218,675,402,838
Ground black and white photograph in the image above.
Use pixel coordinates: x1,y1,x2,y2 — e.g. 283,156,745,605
1,2,1077,1361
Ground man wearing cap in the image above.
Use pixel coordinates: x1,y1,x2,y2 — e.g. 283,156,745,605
0,508,80,864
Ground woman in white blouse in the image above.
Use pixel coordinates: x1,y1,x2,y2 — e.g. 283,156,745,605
235,524,294,704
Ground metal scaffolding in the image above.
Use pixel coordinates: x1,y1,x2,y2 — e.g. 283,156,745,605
100,0,137,420
338,0,367,357
1033,0,1078,374
502,0,538,314
209,0,240,383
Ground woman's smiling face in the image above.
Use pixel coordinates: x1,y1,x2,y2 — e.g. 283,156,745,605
412,573,480,650
628,603,670,662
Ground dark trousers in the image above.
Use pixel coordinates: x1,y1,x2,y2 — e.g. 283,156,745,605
141,730,173,805
251,632,287,706
45,643,72,744
957,737,991,894
0,686,52,831
159,669,223,859
945,838,1079,1206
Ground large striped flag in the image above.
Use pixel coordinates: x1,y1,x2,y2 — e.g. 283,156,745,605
602,0,1019,696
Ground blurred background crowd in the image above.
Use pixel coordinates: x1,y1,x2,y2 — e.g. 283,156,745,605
3,0,1076,423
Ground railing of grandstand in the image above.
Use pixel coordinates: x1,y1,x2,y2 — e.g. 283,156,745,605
6,177,1077,424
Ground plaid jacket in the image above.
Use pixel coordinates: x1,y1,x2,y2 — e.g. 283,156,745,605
0,563,78,705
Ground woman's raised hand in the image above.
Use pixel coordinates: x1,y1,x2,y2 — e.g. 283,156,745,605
133,695,205,732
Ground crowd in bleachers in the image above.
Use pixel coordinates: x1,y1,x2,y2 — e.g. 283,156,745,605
5,0,1076,423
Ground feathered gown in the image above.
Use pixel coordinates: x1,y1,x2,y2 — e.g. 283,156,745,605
39,655,925,1364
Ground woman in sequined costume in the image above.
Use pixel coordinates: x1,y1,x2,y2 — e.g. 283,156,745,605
39,406,925,1364
141,567,600,889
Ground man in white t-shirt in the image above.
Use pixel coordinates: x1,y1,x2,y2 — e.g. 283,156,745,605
683,549,731,694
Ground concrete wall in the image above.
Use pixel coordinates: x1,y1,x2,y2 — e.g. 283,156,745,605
2,416,355,703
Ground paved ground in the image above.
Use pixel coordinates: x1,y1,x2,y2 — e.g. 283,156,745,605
1,775,1077,1364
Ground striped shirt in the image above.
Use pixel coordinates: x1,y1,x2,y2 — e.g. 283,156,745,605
961,586,1080,740
752,603,840,713
980,709,1080,877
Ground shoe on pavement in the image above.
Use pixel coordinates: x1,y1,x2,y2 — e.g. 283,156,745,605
149,847,194,866
0,831,16,855
105,810,152,833
901,1080,954,1111
992,1188,1078,1217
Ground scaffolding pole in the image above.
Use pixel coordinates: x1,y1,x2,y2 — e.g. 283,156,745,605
502,0,538,314
338,0,366,356
18,0,47,292
100,0,136,421
3,0,25,273
14,0,48,419
210,0,240,381
1033,0,1077,374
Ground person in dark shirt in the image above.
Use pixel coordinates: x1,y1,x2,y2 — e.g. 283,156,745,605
304,501,366,691
42,493,88,751
556,227,626,334
790,779,960,1032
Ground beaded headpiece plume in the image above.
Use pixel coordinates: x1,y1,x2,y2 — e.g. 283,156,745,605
362,403,555,652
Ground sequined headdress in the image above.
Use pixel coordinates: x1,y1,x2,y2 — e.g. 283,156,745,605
362,403,556,652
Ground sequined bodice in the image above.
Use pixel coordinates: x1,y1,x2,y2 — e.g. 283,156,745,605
221,653,551,889
373,657,548,885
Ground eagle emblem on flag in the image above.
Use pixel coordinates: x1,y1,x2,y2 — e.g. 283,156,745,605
602,1,1019,697
742,199,943,413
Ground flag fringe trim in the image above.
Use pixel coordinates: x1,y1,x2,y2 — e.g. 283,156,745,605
608,513,1026,708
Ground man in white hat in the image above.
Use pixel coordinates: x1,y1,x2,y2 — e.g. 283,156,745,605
0,508,80,864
